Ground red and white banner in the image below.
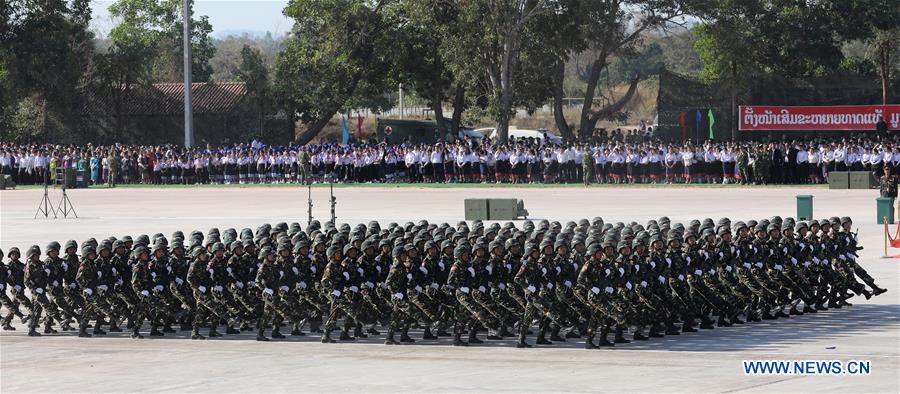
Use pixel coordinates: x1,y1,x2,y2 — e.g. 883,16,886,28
739,105,900,131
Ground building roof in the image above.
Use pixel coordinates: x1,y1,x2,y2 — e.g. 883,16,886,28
85,82,248,116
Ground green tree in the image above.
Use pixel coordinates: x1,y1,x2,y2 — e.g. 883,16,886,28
1,0,95,141
237,45,271,137
274,0,397,144
552,0,694,140
107,0,215,83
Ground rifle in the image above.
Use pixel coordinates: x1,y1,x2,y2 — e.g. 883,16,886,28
307,184,313,227
329,181,337,225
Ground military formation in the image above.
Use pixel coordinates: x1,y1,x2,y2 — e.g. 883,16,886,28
0,216,887,348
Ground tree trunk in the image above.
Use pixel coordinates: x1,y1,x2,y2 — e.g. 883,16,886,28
731,61,737,140
431,77,446,141
582,76,640,135
880,44,889,105
450,85,465,137
577,58,604,139
496,27,520,143
294,114,333,145
551,58,573,141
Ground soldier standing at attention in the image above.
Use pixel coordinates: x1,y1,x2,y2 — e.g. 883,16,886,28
107,150,118,188
582,148,594,186
880,166,897,221
298,149,311,185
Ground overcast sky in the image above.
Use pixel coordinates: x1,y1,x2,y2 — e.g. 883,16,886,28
90,0,292,38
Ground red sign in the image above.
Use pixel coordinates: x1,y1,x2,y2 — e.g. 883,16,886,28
384,126,393,135
738,105,900,131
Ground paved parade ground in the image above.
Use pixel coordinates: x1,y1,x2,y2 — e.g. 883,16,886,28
1,185,899,393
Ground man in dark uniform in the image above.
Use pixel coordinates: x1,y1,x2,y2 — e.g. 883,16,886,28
880,166,898,221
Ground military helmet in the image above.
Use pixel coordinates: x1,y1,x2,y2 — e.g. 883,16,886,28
81,245,96,256
257,246,274,260
211,242,226,252
46,241,61,252
7,247,20,258
27,245,41,258
98,240,112,254
64,240,78,251
132,246,149,258
326,245,342,259
453,245,471,259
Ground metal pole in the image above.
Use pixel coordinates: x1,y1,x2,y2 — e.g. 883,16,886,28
399,83,404,120
183,0,194,148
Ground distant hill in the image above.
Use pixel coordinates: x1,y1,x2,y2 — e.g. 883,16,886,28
213,30,287,40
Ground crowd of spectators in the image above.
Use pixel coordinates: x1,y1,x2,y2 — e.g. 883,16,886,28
0,136,895,187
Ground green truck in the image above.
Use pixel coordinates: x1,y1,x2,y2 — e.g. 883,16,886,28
376,118,484,145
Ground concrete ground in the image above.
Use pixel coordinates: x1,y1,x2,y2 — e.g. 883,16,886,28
1,185,898,393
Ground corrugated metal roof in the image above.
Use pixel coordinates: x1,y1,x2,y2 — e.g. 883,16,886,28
85,82,248,116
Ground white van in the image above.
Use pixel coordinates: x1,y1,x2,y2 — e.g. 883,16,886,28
488,126,563,144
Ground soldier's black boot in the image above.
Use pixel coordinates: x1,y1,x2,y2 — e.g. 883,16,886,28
78,324,92,338
60,319,73,332
453,332,468,346
716,315,729,327
516,333,532,348
130,327,144,339
399,329,416,343
149,325,164,336
681,318,698,333
760,309,776,320
730,314,745,324
208,324,222,338
256,324,269,341
109,319,123,332
789,305,803,315
28,326,41,336
353,324,368,339
271,325,286,339
422,327,437,340
1,322,14,331
497,325,513,338
225,325,241,335
339,329,355,341
699,316,716,329
803,304,816,314
597,327,614,347
584,335,598,349
291,322,307,336
535,328,552,345
320,331,334,343
664,321,680,335
43,321,58,334
93,321,107,335
774,308,790,318
862,289,873,300
191,325,205,340
549,326,566,342
384,330,398,345
633,330,648,341
872,287,887,296
467,330,484,344
648,323,665,338
614,326,630,344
